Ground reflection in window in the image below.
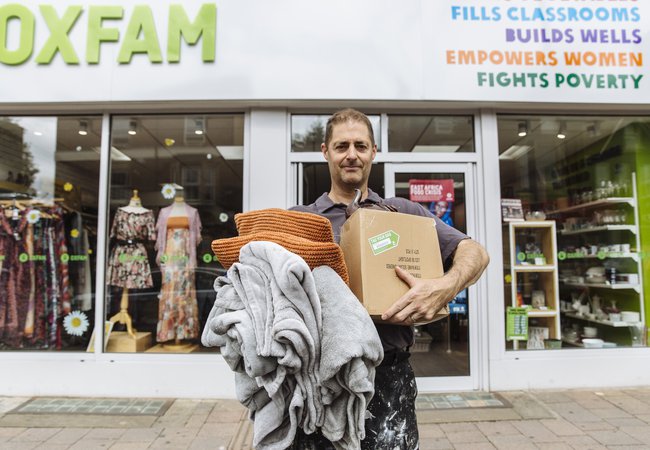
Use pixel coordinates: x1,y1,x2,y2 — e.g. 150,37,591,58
106,114,244,353
291,114,381,152
498,115,648,351
388,115,474,153
0,116,101,351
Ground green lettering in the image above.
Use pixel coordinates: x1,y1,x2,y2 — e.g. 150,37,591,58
167,4,216,63
86,6,123,64
117,5,162,64
0,4,34,66
35,5,82,65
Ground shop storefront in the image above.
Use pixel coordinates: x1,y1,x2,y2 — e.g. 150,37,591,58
0,0,649,397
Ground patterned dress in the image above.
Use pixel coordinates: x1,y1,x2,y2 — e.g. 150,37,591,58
156,215,199,342
107,208,156,289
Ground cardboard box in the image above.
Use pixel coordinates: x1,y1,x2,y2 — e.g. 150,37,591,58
339,208,448,322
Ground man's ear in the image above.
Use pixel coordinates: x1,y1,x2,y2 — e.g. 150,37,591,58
321,142,329,161
371,144,378,161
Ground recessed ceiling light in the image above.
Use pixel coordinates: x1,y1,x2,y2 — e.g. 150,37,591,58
78,120,88,136
128,120,137,136
517,121,527,137
557,122,567,139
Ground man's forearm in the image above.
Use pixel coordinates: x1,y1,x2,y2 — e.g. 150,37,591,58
444,239,489,299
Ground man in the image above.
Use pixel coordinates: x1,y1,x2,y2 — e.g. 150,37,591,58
290,108,489,449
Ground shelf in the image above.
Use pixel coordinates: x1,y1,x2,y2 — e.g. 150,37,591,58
508,220,554,228
561,339,584,347
558,252,639,262
562,311,637,328
561,282,641,293
513,264,556,272
559,225,637,236
548,197,635,214
527,309,558,318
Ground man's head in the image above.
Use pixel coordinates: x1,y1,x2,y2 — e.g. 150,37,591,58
321,108,377,193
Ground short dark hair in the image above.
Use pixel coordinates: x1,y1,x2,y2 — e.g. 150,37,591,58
324,108,374,147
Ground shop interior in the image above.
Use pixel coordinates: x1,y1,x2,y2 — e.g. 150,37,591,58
499,115,649,350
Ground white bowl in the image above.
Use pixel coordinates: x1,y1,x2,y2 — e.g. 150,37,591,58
583,326,598,338
582,338,604,348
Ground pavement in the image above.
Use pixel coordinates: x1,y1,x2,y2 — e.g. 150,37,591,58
1,388,650,449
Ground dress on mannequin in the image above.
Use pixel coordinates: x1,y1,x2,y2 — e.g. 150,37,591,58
106,193,156,289
155,197,201,343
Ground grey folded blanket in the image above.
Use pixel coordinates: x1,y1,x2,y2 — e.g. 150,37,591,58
202,241,383,450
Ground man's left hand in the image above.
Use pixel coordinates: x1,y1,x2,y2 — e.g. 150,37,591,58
381,266,457,325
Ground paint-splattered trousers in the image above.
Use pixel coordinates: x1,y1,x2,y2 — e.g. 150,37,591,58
290,351,419,450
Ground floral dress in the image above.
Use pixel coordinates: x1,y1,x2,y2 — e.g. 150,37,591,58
107,208,156,289
156,215,199,342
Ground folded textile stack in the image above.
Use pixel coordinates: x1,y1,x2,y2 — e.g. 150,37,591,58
202,241,383,450
211,208,349,284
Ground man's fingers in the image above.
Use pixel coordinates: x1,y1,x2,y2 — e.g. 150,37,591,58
381,290,413,321
395,266,417,288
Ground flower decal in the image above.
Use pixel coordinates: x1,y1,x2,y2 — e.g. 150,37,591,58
26,209,41,224
161,183,176,200
219,212,228,223
64,182,74,192
164,138,175,147
63,311,90,336
70,229,80,238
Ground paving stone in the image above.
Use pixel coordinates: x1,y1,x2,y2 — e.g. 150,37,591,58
417,423,445,439
12,428,61,442
619,426,650,444
118,427,162,442
109,443,152,450
444,430,490,444
536,443,572,450
590,407,632,419
529,391,572,404
0,443,39,450
188,436,230,449
418,437,453,450
539,419,584,436
86,428,126,440
47,428,90,444
439,422,479,433
452,443,496,450
574,421,616,431
605,396,650,415
0,428,27,437
157,426,198,440
34,444,68,450
205,409,244,423
508,420,562,443
588,429,642,446
549,402,602,423
68,439,116,449
197,422,239,438
475,421,520,436
561,434,607,449
605,416,649,427
486,434,538,450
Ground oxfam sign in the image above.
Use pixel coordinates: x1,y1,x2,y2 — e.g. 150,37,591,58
0,3,216,65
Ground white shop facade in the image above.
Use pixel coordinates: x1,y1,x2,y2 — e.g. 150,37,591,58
0,0,649,398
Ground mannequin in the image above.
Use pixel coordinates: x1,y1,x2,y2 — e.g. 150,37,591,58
107,190,156,339
155,188,201,348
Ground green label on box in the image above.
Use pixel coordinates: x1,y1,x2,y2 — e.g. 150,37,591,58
506,307,529,341
368,230,400,255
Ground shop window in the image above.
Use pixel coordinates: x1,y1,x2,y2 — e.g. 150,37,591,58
498,115,648,351
0,116,101,352
387,115,474,153
106,114,244,354
291,114,381,152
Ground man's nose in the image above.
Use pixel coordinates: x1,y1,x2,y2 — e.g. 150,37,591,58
345,144,358,159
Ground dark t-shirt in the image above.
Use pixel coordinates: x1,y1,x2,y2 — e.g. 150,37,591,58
290,189,469,351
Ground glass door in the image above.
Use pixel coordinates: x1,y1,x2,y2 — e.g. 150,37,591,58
385,163,480,391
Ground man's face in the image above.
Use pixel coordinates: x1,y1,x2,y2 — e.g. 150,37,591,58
321,120,377,191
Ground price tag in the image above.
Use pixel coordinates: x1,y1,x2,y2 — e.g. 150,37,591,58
506,307,529,341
